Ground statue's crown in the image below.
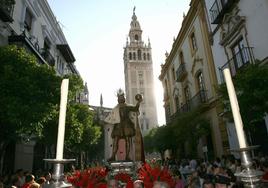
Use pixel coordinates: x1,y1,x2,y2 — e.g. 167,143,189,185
117,88,125,97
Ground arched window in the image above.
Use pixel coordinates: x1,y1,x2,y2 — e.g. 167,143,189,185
179,51,184,64
175,96,180,112
135,34,139,41
147,53,150,60
190,32,197,51
184,86,191,102
138,49,141,60
196,71,206,102
196,71,205,91
143,53,146,60
133,52,136,60
164,79,168,99
129,52,132,60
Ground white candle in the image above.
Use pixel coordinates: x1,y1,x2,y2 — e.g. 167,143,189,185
56,79,69,160
223,68,247,148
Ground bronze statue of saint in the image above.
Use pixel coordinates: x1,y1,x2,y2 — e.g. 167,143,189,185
105,90,142,161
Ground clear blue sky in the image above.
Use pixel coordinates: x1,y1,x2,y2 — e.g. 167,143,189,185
47,0,190,125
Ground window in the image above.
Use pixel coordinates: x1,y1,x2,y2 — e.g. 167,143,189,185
24,8,33,31
138,49,142,60
179,51,185,64
129,52,132,60
184,86,191,102
165,104,171,122
135,34,139,41
141,123,144,130
138,71,143,78
175,96,180,112
147,53,150,60
190,32,197,51
172,66,176,81
196,71,206,102
133,52,136,60
231,38,248,69
164,79,168,98
146,123,149,130
57,56,65,75
139,80,144,86
43,37,51,50
196,72,205,91
143,53,146,60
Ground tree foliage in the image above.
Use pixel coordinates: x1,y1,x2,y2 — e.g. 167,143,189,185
40,74,101,158
0,45,61,143
144,107,210,158
0,45,102,166
218,63,268,129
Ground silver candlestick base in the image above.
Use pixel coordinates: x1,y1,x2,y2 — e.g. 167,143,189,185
44,159,75,188
231,146,263,188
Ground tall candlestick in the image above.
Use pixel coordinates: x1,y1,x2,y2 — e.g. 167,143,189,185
223,68,247,148
56,79,69,160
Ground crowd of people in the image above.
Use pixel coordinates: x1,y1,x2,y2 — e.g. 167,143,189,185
1,154,268,188
158,154,268,188
0,170,52,188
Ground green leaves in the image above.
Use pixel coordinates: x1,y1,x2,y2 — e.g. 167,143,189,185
218,63,268,129
0,45,102,162
143,108,210,158
0,45,60,142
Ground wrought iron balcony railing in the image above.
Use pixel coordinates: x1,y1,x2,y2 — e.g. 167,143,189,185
8,33,55,66
219,47,255,82
210,0,237,24
176,63,187,82
0,0,15,22
167,90,208,123
41,49,55,67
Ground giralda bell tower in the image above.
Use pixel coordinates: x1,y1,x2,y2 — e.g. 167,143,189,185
123,8,158,135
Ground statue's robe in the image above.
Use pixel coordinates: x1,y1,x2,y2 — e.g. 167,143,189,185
105,104,144,162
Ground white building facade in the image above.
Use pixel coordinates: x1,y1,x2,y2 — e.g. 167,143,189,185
123,9,158,135
0,0,77,75
203,0,268,152
0,0,77,172
159,0,228,158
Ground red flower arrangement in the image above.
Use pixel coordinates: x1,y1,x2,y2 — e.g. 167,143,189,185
67,167,108,188
67,163,175,188
138,163,175,188
114,172,133,188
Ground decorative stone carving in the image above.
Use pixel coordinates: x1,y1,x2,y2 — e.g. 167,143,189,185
220,7,246,45
191,56,203,75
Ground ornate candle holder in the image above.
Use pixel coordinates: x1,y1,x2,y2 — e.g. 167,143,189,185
44,159,75,188
231,146,263,188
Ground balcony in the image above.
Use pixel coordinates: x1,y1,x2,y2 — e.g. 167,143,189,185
210,0,237,24
176,63,187,82
57,44,75,63
219,47,255,82
8,33,48,65
0,0,15,22
41,49,55,67
168,90,208,123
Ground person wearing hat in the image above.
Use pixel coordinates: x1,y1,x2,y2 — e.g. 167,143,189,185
133,180,144,188
105,89,142,161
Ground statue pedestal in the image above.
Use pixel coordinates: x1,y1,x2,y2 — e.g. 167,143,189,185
108,161,135,177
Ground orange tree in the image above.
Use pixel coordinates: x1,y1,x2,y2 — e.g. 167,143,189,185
0,45,61,171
